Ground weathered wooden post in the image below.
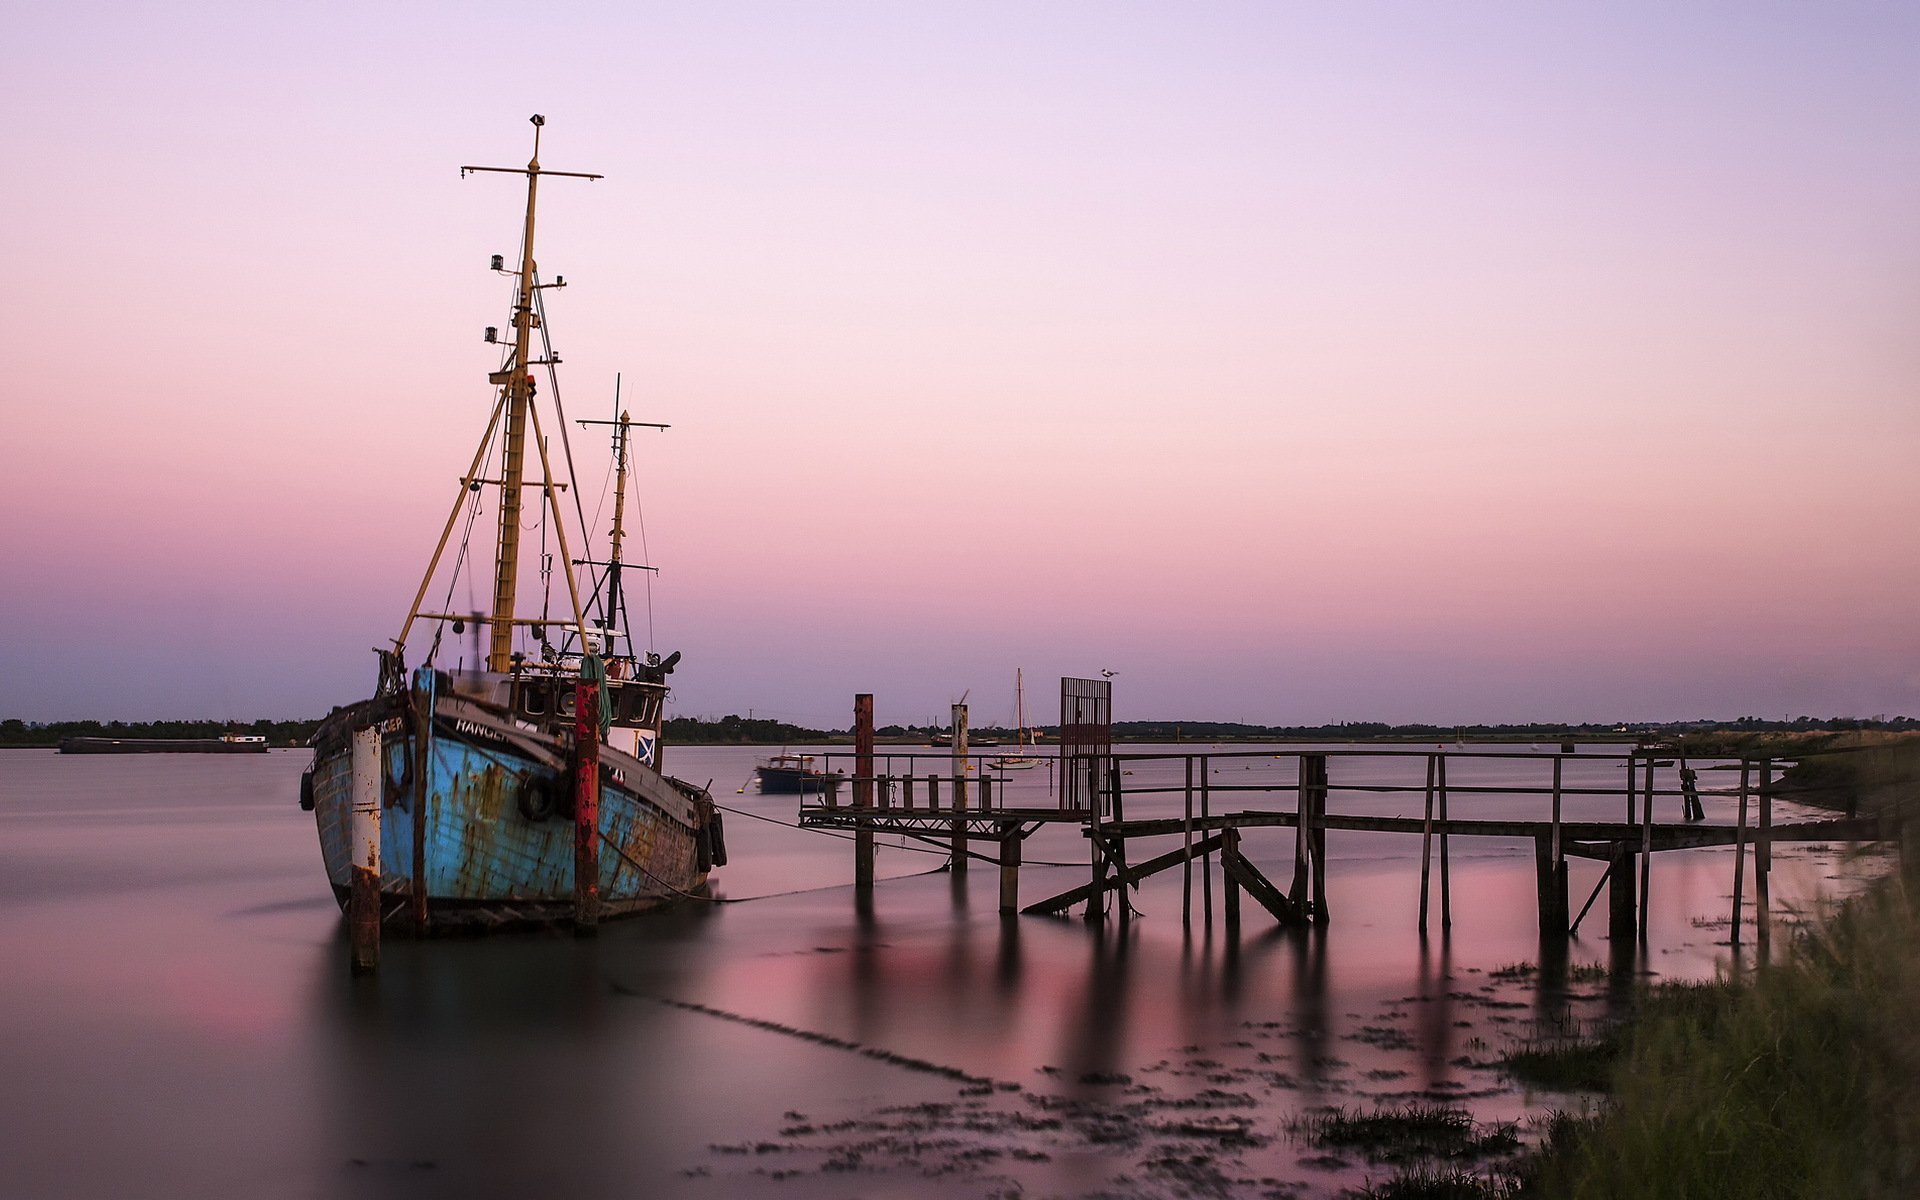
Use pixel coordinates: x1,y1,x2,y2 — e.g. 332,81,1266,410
1182,757,1194,926
1731,760,1750,947
1290,753,1311,904
1543,754,1567,935
1757,758,1773,958
1608,841,1636,945
410,668,433,934
1419,754,1436,930
1638,754,1655,942
1308,754,1330,924
1438,754,1452,929
349,724,382,975
854,694,874,891
950,703,969,873
1201,756,1213,926
573,656,603,934
1087,761,1106,922
1223,825,1242,937
999,820,1021,913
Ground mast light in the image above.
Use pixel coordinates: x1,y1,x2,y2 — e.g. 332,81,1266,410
483,326,498,343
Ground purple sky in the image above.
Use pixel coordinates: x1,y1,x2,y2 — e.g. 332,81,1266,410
6,3,1919,727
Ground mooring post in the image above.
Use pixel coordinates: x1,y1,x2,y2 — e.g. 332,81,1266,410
410,668,433,934
1418,754,1436,931
1290,753,1311,903
1201,757,1213,926
1548,754,1567,933
1638,753,1654,943
1757,758,1773,958
1087,758,1106,922
1223,825,1241,937
854,694,874,892
951,703,969,873
349,724,382,975
1182,757,1194,926
1731,760,1750,947
1534,831,1559,937
1608,840,1636,945
999,820,1021,913
1438,754,1452,929
854,694,874,807
1308,754,1330,924
573,656,602,934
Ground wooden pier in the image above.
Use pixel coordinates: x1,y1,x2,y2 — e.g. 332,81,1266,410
796,685,1885,951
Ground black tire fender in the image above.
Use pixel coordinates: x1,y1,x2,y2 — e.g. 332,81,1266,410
708,808,728,868
518,774,560,822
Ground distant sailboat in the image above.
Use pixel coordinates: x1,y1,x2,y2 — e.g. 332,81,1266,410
992,669,1041,771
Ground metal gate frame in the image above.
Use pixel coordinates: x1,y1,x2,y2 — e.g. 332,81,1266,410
1059,676,1112,814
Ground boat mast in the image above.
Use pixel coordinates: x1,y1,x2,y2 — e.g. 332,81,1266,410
456,115,601,672
606,403,631,654
485,118,545,672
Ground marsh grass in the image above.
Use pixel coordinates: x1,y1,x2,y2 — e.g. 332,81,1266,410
1291,1104,1520,1166
1529,881,1920,1198
1499,1032,1620,1094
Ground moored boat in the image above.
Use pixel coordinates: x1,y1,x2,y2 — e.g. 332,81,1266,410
300,116,723,933
61,734,269,754
754,754,844,795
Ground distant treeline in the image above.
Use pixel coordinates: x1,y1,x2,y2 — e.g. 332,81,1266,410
0,717,323,748
662,714,830,744
5,712,1914,749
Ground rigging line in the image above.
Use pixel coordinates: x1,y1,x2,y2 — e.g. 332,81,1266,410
595,831,952,905
531,277,592,550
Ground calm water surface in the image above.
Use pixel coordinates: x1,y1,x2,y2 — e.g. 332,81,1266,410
0,744,1880,1198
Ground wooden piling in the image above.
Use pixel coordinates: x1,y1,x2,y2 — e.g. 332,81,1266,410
1201,756,1213,926
999,821,1021,913
1638,754,1654,943
1731,760,1749,947
1182,757,1194,926
573,661,602,934
1438,755,1452,929
1608,841,1636,945
1290,754,1311,903
1419,755,1435,931
1223,825,1242,937
410,669,432,934
349,724,382,975
951,703,969,873
853,694,874,808
1304,754,1330,923
1757,758,1772,958
1547,755,1566,934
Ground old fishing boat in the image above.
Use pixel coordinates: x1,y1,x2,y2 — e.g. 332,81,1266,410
301,116,724,933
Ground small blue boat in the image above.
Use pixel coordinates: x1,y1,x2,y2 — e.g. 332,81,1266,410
302,117,722,932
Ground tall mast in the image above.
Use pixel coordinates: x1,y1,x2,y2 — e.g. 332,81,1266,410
455,115,601,672
485,119,542,672
607,402,631,651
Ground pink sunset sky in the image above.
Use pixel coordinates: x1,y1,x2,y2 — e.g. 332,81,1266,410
5,2,1918,727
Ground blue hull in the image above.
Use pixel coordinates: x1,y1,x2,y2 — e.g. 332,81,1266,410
309,694,712,929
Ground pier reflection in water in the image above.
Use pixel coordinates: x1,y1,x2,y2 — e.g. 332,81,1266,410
0,745,1880,1198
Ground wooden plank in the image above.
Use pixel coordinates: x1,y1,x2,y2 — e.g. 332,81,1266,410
1222,844,1302,925
1022,831,1227,916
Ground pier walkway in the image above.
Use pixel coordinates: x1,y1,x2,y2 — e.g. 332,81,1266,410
797,734,1886,954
